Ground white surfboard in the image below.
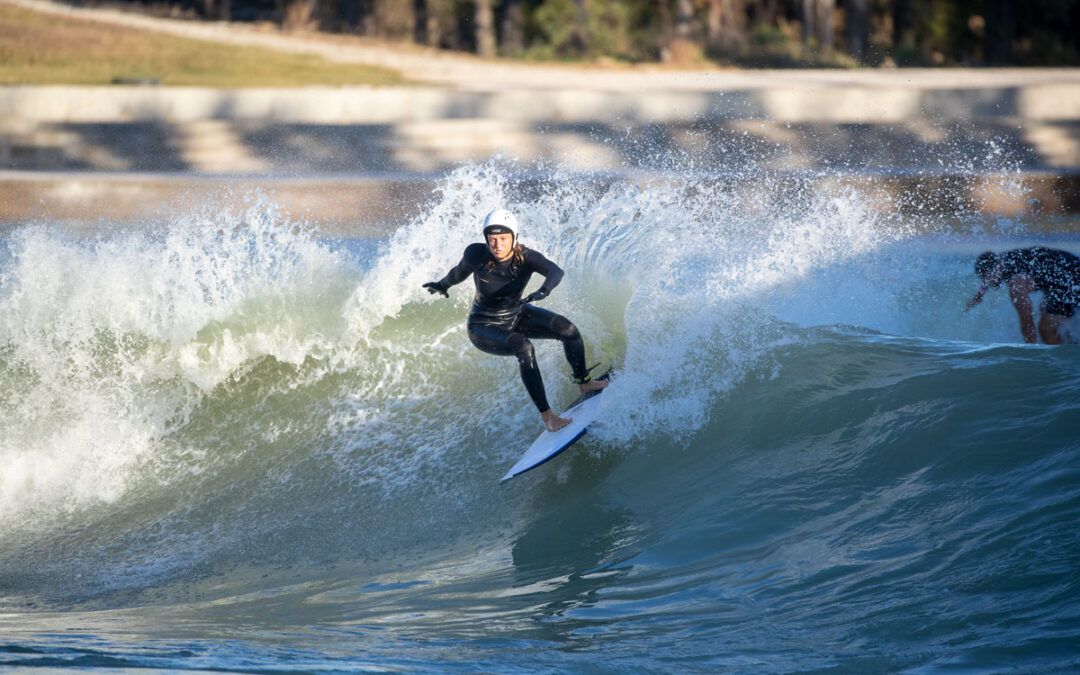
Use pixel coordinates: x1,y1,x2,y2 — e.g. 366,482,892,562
501,388,607,482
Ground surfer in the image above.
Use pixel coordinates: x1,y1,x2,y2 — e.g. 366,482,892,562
423,208,608,432
965,247,1080,344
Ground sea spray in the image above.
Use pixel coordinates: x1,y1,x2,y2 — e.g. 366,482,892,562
0,196,351,526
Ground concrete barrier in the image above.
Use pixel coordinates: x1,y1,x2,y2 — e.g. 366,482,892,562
3,82,1080,124
3,84,1080,175
2,82,1079,225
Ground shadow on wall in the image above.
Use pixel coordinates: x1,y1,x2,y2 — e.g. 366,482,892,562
1,119,1077,175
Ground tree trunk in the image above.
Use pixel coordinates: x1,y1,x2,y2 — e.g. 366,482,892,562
339,0,373,34
753,0,778,26
475,0,496,57
801,0,815,47
845,0,870,61
666,0,700,62
414,0,428,45
892,0,913,50
500,0,524,54
656,0,671,59
707,0,720,48
674,0,694,41
360,0,376,37
340,0,358,28
706,0,745,55
202,0,229,20
815,0,834,51
572,0,591,55
280,0,318,30
426,11,440,47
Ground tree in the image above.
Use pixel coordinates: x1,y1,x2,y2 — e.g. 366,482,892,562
666,0,700,62
892,0,914,56
416,0,454,49
339,0,374,35
706,0,746,56
674,0,694,41
202,0,229,21
801,0,834,51
279,0,318,30
571,0,592,55
817,0,834,51
532,0,592,59
476,0,496,57
500,0,525,55
414,0,428,44
845,0,871,61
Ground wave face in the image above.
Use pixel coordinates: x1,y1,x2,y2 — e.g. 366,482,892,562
1,168,1079,673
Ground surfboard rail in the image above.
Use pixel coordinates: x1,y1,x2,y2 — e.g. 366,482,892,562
500,387,607,482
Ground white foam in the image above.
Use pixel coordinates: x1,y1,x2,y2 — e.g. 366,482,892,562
0,163,1050,532
0,196,352,526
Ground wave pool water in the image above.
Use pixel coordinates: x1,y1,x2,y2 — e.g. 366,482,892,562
1,161,1079,673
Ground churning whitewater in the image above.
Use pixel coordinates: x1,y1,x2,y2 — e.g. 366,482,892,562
1,163,1078,672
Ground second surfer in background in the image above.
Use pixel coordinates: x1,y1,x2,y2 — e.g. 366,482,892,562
424,208,608,432
965,247,1080,344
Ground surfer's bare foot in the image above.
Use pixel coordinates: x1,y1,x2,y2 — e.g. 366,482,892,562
578,377,610,394
541,409,572,432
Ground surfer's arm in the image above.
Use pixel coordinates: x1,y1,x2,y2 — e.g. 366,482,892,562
522,250,564,303
965,286,987,312
439,261,475,288
425,245,484,296
1007,276,1038,343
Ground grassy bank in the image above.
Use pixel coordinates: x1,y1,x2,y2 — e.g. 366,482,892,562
0,3,405,87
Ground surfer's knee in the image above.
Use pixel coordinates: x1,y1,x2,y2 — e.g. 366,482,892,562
1039,314,1066,344
508,334,537,366
551,315,580,341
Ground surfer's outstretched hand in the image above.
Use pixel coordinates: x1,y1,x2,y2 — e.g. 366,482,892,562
423,281,449,297
541,409,572,432
965,288,985,312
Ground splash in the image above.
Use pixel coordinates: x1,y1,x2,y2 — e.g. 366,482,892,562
0,152,1049,545
335,161,923,450
0,194,352,524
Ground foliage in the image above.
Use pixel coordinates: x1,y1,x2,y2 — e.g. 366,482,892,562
0,3,404,86
522,0,644,61
12,0,1080,68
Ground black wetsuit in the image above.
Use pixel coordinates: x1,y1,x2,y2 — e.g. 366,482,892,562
998,247,1080,317
437,243,588,413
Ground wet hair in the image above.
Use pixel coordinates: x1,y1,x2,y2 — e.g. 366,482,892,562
486,243,527,273
975,251,999,281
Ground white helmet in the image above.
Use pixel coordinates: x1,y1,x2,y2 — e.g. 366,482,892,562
482,208,519,245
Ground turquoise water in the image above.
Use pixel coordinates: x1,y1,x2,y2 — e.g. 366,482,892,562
1,164,1079,672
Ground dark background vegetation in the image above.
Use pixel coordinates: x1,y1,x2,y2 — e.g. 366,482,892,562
58,0,1080,67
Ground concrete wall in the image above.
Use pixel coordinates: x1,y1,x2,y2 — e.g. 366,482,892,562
4,83,1080,174
2,82,1079,228
4,83,1080,124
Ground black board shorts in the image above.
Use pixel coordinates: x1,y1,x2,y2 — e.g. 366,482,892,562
1043,294,1077,318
